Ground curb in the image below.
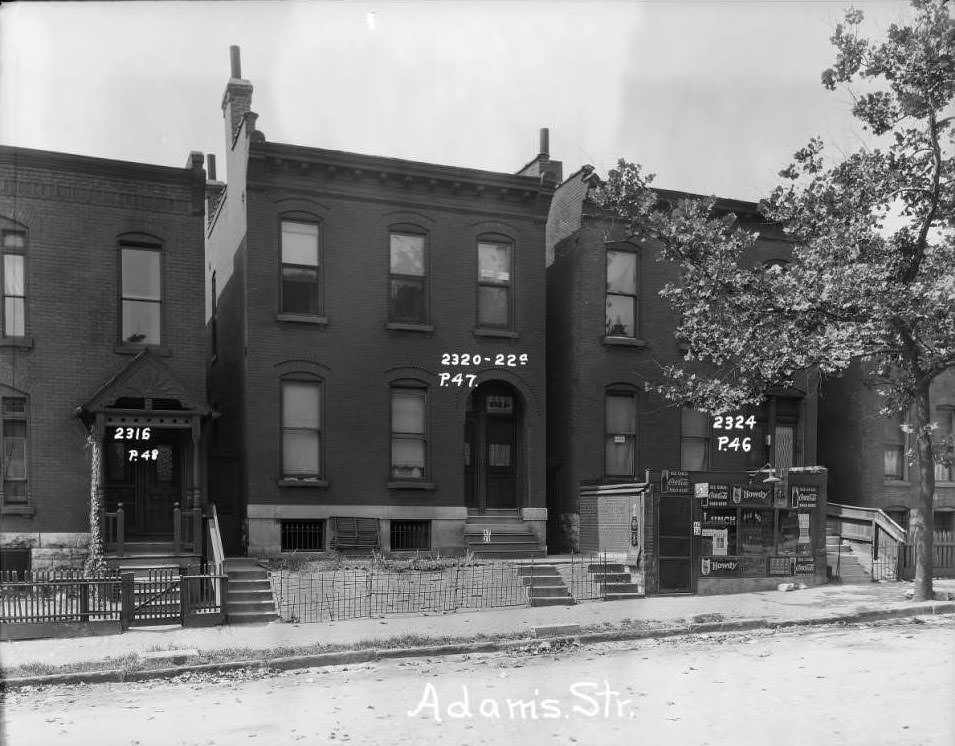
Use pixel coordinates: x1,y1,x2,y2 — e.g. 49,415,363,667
3,602,953,689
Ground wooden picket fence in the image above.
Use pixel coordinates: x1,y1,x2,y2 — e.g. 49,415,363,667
0,567,227,631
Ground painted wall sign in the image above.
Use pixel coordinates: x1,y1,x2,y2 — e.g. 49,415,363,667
700,557,740,577
662,470,690,494
794,559,816,575
791,485,819,508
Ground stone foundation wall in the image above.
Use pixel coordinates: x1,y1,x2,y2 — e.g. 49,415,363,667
0,532,90,571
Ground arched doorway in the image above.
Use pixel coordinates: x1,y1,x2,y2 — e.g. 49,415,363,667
464,381,522,512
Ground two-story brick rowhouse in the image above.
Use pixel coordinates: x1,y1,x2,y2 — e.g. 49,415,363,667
818,364,955,539
0,145,208,572
545,167,821,565
206,48,557,557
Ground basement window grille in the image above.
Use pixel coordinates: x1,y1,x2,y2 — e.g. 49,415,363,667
281,520,325,552
390,520,431,551
0,548,31,580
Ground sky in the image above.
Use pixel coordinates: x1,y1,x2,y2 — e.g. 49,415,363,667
0,0,922,202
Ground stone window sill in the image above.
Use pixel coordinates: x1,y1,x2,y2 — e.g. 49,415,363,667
0,336,33,349
114,344,171,356
474,328,519,339
386,322,435,333
1,505,35,517
277,314,328,326
387,481,436,490
278,478,329,488
603,336,648,348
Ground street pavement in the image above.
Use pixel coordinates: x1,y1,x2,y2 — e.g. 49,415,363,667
2,616,952,745
2,578,953,678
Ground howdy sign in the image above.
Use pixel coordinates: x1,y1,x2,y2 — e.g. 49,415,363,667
700,557,740,577
732,485,772,505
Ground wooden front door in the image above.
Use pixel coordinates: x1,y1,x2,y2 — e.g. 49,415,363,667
464,383,521,512
105,427,182,537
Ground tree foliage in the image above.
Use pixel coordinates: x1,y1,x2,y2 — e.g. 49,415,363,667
594,0,954,600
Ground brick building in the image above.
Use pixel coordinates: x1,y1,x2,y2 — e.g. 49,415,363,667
818,364,955,538
0,145,208,572
545,167,821,574
206,49,556,556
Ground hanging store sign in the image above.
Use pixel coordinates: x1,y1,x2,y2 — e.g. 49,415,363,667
790,485,819,509
732,485,772,505
697,484,730,507
662,470,690,494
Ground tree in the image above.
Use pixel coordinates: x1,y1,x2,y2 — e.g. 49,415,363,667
593,0,954,601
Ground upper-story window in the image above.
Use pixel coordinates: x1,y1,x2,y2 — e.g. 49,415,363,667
2,231,26,338
281,220,321,315
477,240,512,329
121,244,161,345
606,249,638,338
1,395,28,506
389,232,427,323
681,408,710,470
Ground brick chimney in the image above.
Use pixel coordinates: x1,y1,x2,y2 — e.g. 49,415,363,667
516,127,563,185
222,45,255,144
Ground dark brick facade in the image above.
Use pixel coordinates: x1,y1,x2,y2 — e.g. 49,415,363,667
818,363,955,532
545,171,819,552
207,58,554,555
0,146,207,569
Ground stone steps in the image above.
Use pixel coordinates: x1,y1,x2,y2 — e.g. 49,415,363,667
516,563,574,607
223,558,278,623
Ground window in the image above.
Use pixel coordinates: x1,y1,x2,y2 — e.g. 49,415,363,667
2,231,25,337
389,232,427,323
477,240,511,328
391,520,431,551
606,249,638,337
121,245,161,344
605,392,636,476
281,379,322,479
681,408,710,470
884,412,906,479
2,397,28,504
934,408,954,482
281,221,320,315
281,520,325,551
391,387,427,479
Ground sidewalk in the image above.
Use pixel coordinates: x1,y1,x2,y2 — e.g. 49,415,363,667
2,579,953,679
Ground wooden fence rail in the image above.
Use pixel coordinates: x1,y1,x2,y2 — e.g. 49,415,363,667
899,542,955,580
1,568,227,632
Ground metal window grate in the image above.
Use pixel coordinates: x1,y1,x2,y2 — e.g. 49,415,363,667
390,520,431,551
281,520,325,552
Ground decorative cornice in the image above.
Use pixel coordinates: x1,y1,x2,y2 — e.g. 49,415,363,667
0,177,194,216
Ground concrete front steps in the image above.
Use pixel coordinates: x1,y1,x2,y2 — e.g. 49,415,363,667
589,562,644,600
516,563,575,607
826,535,873,584
223,557,279,624
464,512,545,559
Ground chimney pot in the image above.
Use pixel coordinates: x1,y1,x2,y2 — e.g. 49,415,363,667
207,154,217,181
539,128,550,159
230,45,242,79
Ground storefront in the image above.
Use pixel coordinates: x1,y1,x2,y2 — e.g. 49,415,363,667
644,467,828,595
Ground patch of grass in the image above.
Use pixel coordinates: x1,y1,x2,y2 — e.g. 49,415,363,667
0,629,528,684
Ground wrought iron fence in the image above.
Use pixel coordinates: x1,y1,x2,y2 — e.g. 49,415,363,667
271,561,527,623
